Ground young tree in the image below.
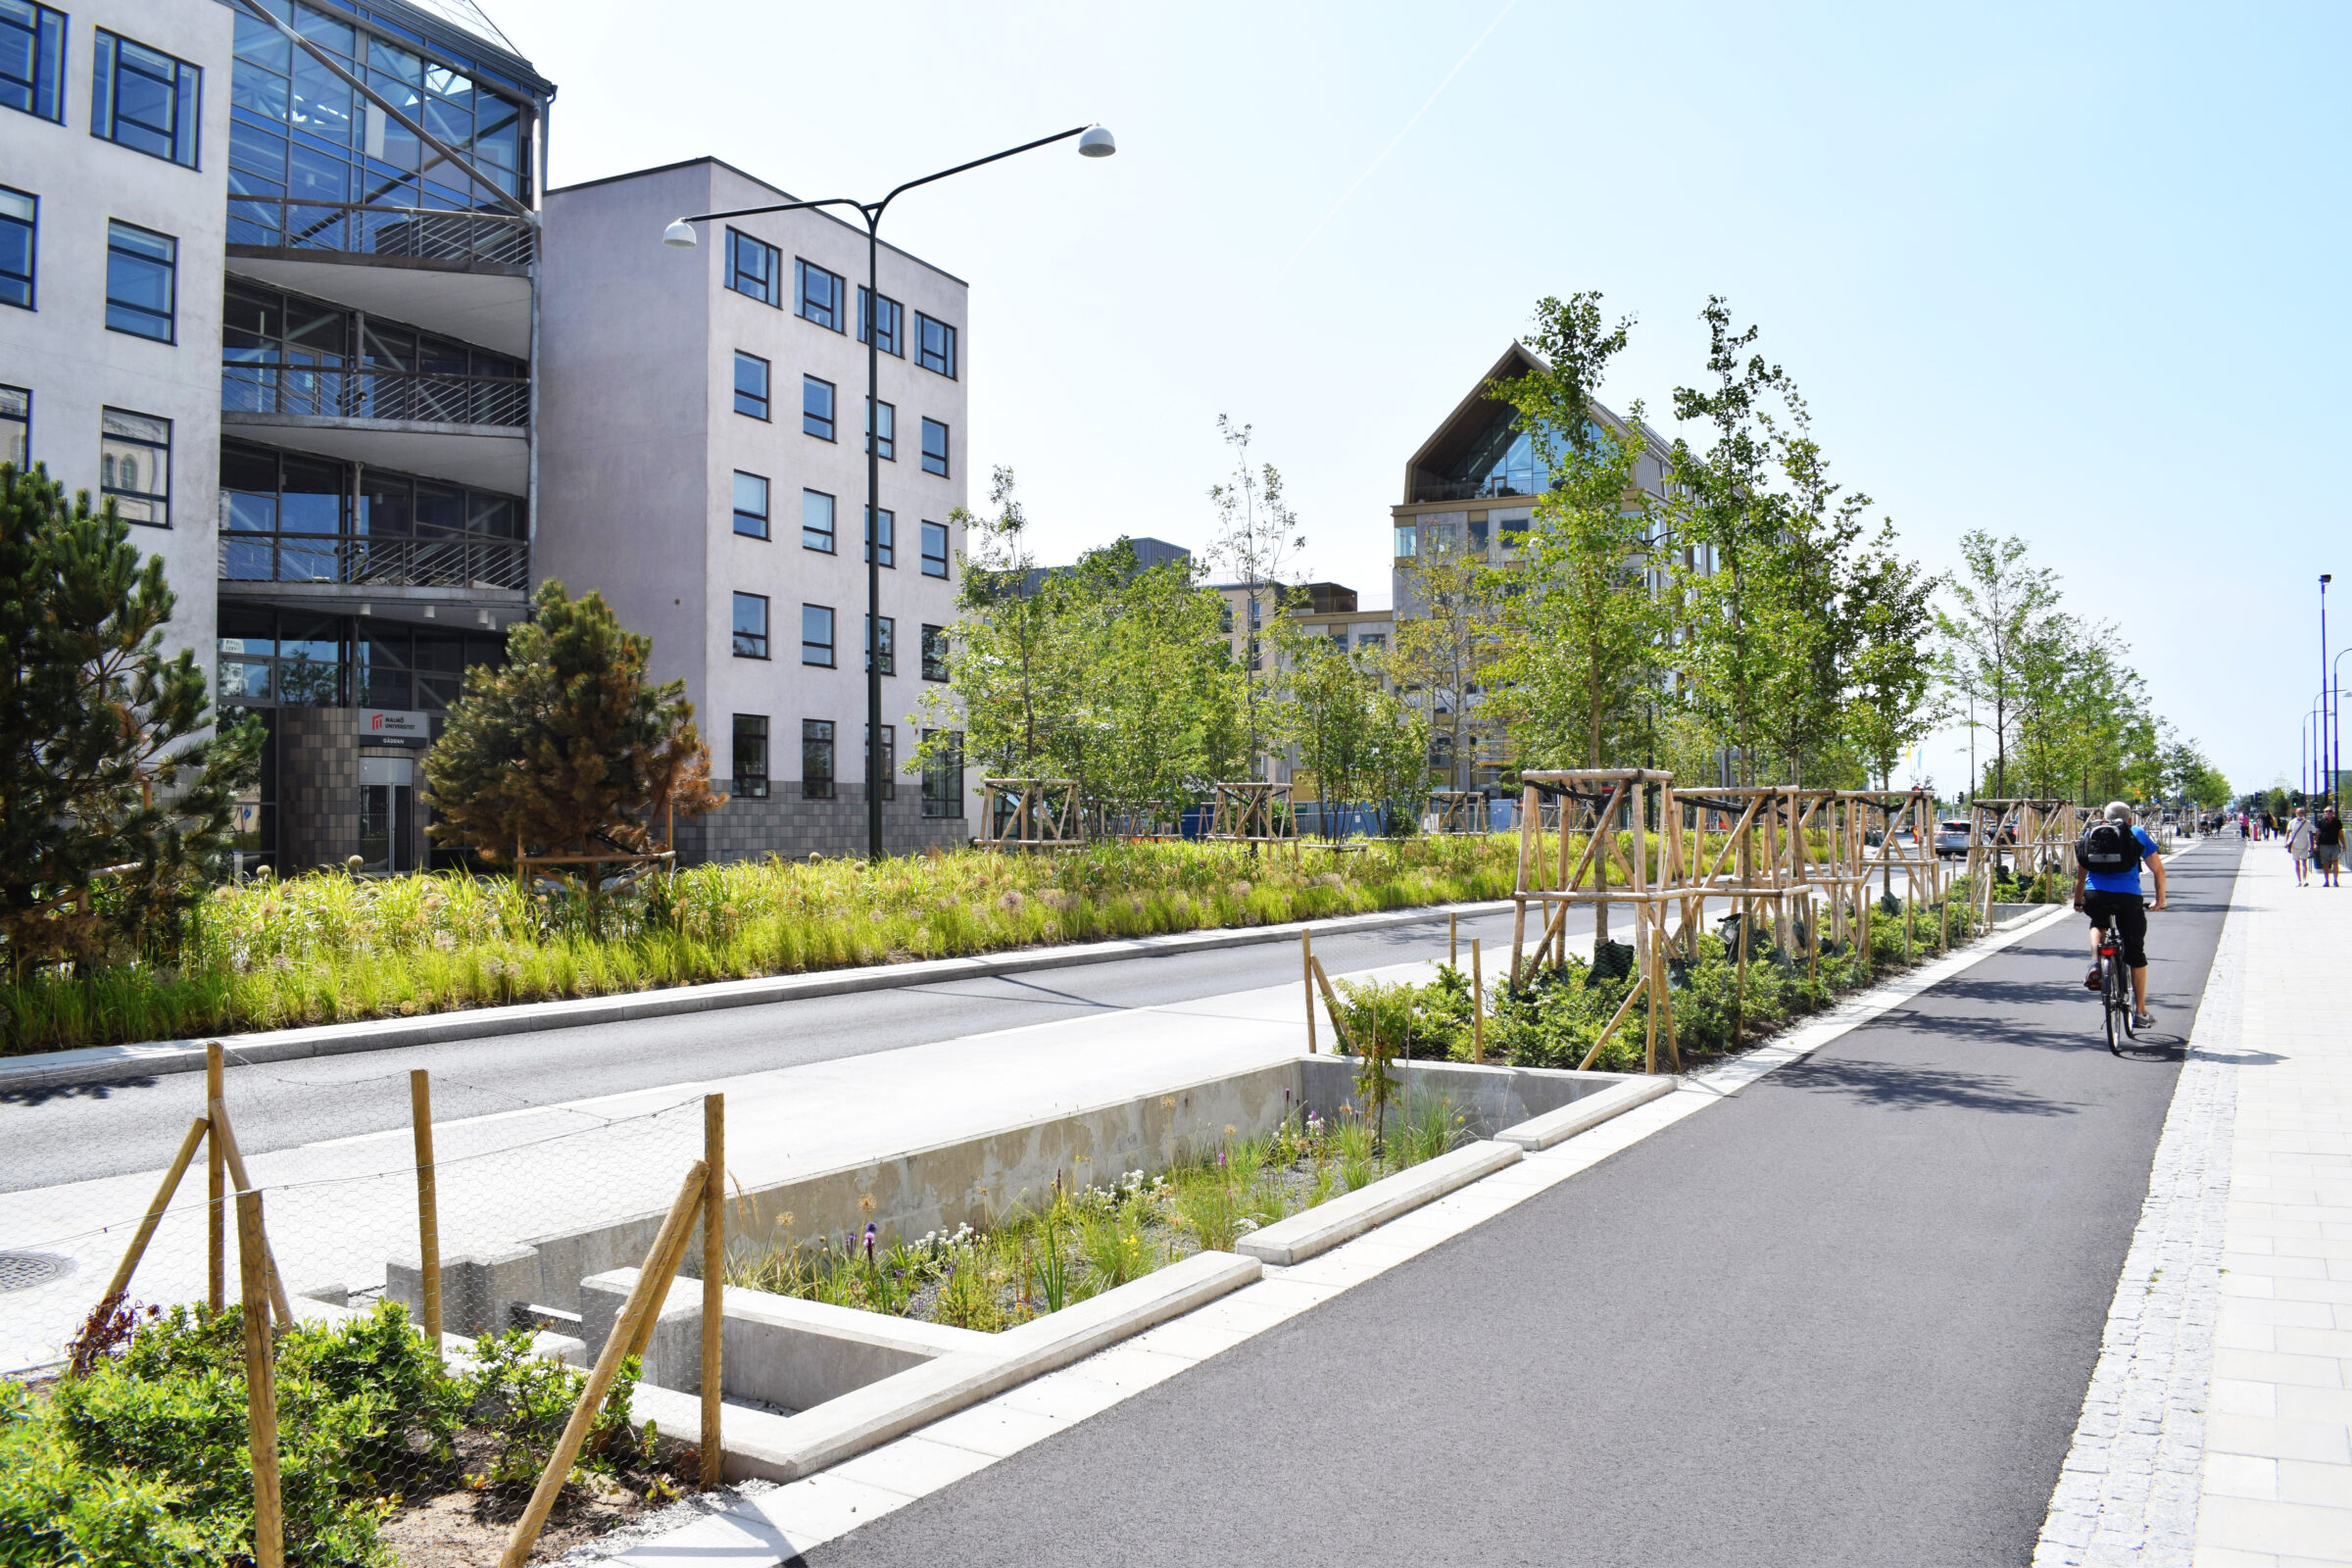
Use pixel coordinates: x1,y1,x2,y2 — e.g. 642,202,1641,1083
424,579,718,872
933,467,1083,780
1272,618,1427,837
1841,523,1942,789
0,464,262,970
1207,416,1306,778
1068,540,1241,830
1936,530,2063,800
1392,546,1505,791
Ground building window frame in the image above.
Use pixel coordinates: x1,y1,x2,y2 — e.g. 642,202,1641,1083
91,28,202,168
731,713,769,799
914,312,956,378
919,416,950,477
733,351,770,419
0,186,33,310
0,385,28,472
724,227,781,307
801,603,835,667
99,407,171,526
104,220,175,342
866,507,894,569
795,258,845,331
731,470,769,540
921,730,964,818
802,373,835,441
866,613,894,676
802,488,835,554
920,518,950,580
858,286,903,356
731,591,769,660
921,623,949,683
868,398,894,461
0,0,66,122
866,722,896,801
802,718,835,799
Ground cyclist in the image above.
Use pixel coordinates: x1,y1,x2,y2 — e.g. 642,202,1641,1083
2075,801,2168,1029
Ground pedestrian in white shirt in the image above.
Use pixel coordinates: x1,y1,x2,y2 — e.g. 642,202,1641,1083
2286,807,2315,885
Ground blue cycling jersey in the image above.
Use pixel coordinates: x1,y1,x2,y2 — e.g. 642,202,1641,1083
2084,826,2160,895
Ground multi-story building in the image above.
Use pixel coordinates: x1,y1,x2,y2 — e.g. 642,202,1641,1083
536,159,976,861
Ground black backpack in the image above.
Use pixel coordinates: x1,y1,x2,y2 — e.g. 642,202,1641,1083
2076,820,2143,875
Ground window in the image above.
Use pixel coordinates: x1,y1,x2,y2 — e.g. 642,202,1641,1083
1218,600,1234,635
731,714,768,799
915,313,956,377
920,417,950,477
1356,632,1387,653
0,385,26,471
731,471,769,539
1394,525,1418,559
802,489,835,553
801,603,834,666
866,507,894,568
0,187,30,309
921,623,949,682
921,730,964,818
92,29,202,167
920,519,950,579
858,287,902,355
868,399,894,460
802,719,834,799
733,352,769,418
866,723,896,801
104,220,175,341
99,409,170,525
0,1,65,122
731,592,768,659
796,258,844,330
725,228,780,306
802,374,835,440
866,614,894,676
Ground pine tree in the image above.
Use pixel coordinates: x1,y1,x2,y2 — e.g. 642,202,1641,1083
0,463,262,972
424,579,719,873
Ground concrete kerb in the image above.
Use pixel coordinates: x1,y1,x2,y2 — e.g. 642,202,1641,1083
0,899,1516,1093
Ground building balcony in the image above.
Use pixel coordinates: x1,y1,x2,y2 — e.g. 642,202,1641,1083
220,533,529,596
1407,476,1543,505
224,199,534,359
221,366,527,493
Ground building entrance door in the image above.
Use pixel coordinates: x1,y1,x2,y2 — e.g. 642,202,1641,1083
359,756,417,873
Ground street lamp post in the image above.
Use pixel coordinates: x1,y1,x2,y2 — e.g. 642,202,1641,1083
2323,574,2333,807
662,125,1116,861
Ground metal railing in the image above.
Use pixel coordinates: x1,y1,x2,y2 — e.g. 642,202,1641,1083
226,197,534,269
219,533,529,591
222,365,528,428
1408,477,1546,504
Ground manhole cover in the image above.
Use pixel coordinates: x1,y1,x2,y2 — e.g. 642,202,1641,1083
0,1251,74,1292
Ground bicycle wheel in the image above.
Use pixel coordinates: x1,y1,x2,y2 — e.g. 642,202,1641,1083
2101,945,2125,1055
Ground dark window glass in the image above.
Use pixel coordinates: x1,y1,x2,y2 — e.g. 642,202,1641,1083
731,591,768,659
99,408,169,525
915,313,956,377
725,227,780,306
1,384,28,471
802,603,835,666
866,508,894,568
0,1,66,122
732,470,768,539
920,417,950,477
868,399,894,460
867,723,896,801
802,374,835,440
802,719,834,799
0,186,30,309
866,614,894,676
858,287,903,355
104,220,175,340
921,730,964,818
92,29,201,167
731,713,768,799
921,623,949,682
795,257,843,330
921,519,950,579
802,489,834,554
734,351,769,418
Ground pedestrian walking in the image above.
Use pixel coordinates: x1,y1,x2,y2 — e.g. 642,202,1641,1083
2285,807,2314,885
2316,808,2344,889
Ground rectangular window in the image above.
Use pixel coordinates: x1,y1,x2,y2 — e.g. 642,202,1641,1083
1394,524,1418,559
802,488,835,553
0,186,31,310
796,258,844,330
731,470,769,539
868,399,894,460
91,29,202,167
0,385,26,471
921,623,949,682
0,1,66,122
866,507,894,568
920,518,950,579
725,228,780,306
915,313,956,377
801,603,834,666
802,374,835,440
921,730,964,818
731,713,768,799
920,417,950,477
733,351,769,418
802,719,834,800
104,220,175,341
858,287,903,355
866,613,894,676
99,408,170,525
731,591,768,659
866,723,896,801
1356,632,1386,652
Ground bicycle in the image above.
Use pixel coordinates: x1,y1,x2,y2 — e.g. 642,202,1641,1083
2092,898,2152,1055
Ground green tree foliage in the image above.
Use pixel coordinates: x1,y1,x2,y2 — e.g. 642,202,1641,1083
0,464,261,973
1207,416,1306,779
1391,546,1504,790
423,579,718,870
1271,617,1428,836
1842,525,1942,788
1936,530,2063,799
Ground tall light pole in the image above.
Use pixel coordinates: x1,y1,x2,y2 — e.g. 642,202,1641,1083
2323,574,2333,807
662,125,1117,861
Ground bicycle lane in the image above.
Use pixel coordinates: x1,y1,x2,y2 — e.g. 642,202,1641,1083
786,842,2241,1568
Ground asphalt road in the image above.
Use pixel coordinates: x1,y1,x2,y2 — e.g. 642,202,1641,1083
805,845,2240,1568
0,904,1546,1193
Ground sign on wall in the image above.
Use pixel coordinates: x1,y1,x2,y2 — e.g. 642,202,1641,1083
361,710,431,739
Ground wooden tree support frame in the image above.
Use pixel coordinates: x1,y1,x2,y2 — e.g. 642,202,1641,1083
1964,798,2079,923
1834,788,1949,961
1670,784,1834,1046
1209,781,1299,848
1427,789,1487,836
980,778,1086,850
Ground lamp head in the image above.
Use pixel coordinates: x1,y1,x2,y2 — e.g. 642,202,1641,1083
1077,123,1117,158
662,219,698,249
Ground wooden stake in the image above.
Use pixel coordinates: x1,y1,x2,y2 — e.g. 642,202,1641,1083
409,1070,442,1354
1471,939,1485,1064
1309,957,1353,1054
207,1042,224,1312
94,1116,208,1320
238,1190,284,1568
1301,930,1317,1054
499,1159,710,1568
1448,910,1457,967
207,1098,294,1327
701,1094,725,1490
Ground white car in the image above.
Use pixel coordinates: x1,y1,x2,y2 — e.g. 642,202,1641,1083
1934,819,1972,858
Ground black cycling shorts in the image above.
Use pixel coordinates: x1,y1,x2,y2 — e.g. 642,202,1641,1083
2083,890,2148,968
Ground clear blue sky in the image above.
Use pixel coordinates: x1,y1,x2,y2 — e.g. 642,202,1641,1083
488,0,2348,799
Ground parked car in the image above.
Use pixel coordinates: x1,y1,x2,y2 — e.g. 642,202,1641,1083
1934,819,1972,858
